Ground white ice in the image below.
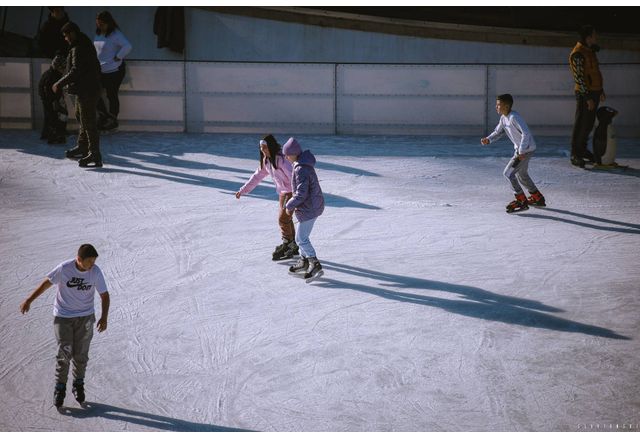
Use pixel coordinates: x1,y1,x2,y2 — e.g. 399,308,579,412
1,131,639,432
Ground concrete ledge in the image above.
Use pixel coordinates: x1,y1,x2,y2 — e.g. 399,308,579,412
203,6,640,52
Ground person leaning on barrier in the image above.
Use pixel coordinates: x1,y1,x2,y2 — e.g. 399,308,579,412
569,25,606,168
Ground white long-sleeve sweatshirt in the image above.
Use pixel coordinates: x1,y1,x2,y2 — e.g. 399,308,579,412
94,29,132,74
486,110,536,155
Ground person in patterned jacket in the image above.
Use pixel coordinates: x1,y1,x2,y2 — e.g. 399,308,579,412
569,25,606,168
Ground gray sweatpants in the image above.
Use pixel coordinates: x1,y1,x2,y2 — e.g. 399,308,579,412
53,314,94,385
503,152,539,195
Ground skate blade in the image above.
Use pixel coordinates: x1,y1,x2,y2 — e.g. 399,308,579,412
305,270,324,283
506,207,529,213
288,270,306,276
79,162,103,168
273,254,297,261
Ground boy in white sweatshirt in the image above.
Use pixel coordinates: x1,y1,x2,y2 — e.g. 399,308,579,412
481,94,546,213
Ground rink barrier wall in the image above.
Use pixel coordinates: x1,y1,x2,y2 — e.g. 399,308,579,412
2,58,640,137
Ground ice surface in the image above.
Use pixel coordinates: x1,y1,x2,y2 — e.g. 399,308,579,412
1,131,639,432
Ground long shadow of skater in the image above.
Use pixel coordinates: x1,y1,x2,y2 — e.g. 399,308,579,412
92,155,381,209
316,161,381,177
314,261,630,340
519,207,640,234
58,401,252,432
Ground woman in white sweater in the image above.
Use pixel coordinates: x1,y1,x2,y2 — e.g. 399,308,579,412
94,10,132,131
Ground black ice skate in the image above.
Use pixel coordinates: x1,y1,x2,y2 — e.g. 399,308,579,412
304,257,324,283
288,257,308,275
570,155,585,168
506,193,529,213
273,240,299,260
78,152,103,168
65,146,88,159
54,383,66,408
72,380,85,404
527,191,546,207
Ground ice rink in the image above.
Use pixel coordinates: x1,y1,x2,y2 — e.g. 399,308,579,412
1,130,639,432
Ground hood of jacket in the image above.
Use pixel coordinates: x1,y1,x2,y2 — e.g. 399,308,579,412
296,150,316,168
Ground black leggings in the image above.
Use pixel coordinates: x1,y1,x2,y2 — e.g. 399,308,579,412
97,61,126,122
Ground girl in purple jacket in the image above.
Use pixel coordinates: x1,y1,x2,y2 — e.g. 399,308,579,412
283,137,325,281
236,134,299,260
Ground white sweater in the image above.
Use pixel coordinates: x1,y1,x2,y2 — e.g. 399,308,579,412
487,110,536,155
94,29,132,74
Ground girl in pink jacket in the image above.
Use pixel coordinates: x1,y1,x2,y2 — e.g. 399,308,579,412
235,134,299,260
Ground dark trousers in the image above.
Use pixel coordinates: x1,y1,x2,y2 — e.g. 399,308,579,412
571,91,600,158
75,92,100,155
41,99,66,140
97,62,126,124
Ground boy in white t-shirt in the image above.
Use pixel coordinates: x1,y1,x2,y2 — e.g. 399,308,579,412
20,244,110,408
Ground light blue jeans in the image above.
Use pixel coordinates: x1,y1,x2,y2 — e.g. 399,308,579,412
295,217,318,259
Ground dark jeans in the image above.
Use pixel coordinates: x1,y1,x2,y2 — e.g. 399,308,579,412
97,62,126,124
75,92,100,155
571,91,600,159
41,98,67,140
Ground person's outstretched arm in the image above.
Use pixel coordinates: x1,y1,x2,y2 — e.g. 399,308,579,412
20,279,52,314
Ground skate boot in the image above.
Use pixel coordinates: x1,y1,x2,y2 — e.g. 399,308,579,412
65,146,88,159
583,150,595,163
506,193,529,213
288,257,309,275
54,383,66,408
78,152,103,168
570,155,585,168
282,241,299,259
304,257,324,283
272,241,289,260
72,380,85,404
527,191,546,207
273,240,300,260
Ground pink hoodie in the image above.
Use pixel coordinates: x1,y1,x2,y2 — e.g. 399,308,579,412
238,153,293,196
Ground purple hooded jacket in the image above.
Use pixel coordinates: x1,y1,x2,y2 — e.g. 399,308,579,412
285,150,324,222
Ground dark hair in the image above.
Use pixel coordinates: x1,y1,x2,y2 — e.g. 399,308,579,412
579,25,595,43
260,134,281,170
61,21,80,36
497,93,514,108
78,244,99,260
96,10,119,36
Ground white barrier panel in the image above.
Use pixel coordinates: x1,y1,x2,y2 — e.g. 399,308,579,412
118,61,185,132
186,62,335,133
489,64,640,136
2,58,639,136
121,62,184,93
0,60,31,129
338,64,486,135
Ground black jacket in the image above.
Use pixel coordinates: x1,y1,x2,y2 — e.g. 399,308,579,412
153,6,185,53
55,32,101,97
38,67,63,102
37,13,69,59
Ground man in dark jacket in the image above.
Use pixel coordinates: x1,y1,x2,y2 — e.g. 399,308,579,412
38,54,68,144
54,22,103,167
37,7,70,59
